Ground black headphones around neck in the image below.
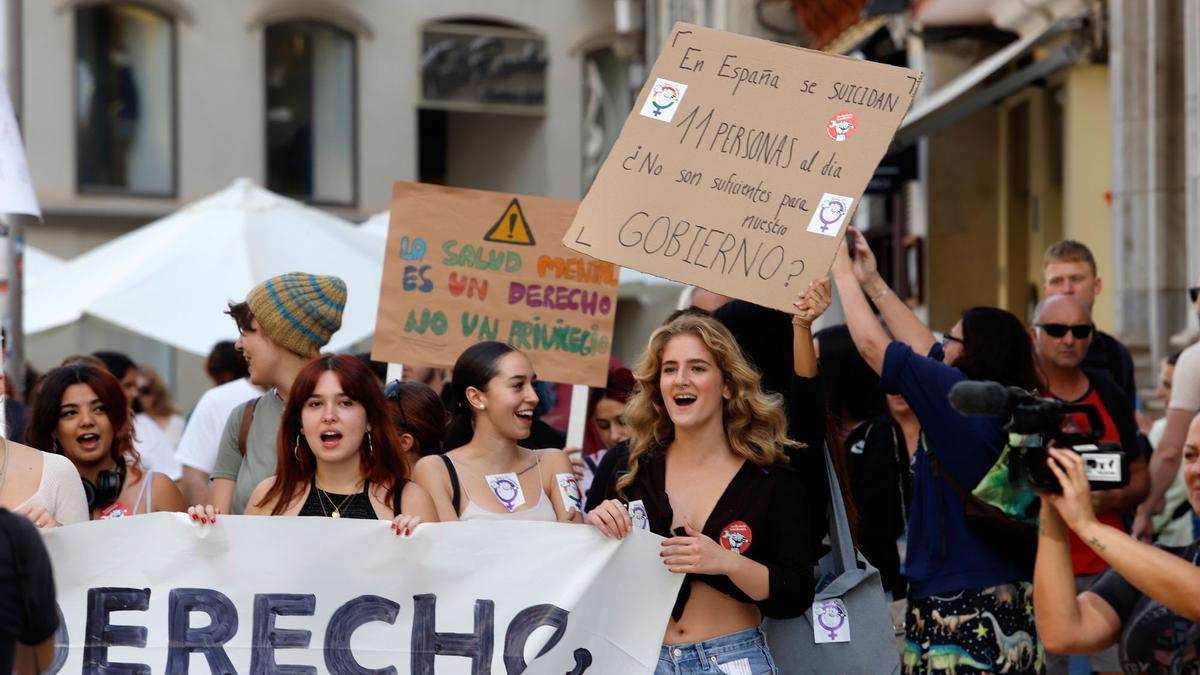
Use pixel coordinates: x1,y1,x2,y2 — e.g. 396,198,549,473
81,456,127,511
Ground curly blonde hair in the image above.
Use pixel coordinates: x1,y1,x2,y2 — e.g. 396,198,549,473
617,313,797,494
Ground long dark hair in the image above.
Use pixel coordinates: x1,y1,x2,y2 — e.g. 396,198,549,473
386,380,447,457
953,307,1041,392
815,324,887,426
444,341,519,451
26,365,141,478
259,354,409,515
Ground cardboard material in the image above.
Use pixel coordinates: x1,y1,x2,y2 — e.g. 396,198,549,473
564,23,921,313
373,182,618,386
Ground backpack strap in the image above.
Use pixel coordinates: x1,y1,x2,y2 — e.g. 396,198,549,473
439,454,462,517
238,398,259,457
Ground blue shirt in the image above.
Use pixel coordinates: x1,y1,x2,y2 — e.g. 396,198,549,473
880,341,1028,598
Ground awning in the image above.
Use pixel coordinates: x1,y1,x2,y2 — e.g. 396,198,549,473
893,16,1083,148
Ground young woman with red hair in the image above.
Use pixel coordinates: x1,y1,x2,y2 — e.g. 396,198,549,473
191,354,436,533
25,364,186,520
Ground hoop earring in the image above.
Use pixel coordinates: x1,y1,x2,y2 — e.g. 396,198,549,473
293,434,302,461
366,431,374,459
51,437,59,454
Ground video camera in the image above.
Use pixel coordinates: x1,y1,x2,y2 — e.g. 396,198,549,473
948,381,1128,493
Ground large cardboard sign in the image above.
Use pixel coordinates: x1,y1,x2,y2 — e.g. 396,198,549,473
373,182,618,387
41,515,682,674
564,23,921,313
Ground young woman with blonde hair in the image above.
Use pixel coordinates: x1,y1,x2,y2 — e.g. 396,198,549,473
588,286,828,674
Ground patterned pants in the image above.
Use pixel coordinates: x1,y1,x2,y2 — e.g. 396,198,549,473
903,582,1045,674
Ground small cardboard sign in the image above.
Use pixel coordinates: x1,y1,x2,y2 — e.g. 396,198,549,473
563,23,921,313
372,182,617,386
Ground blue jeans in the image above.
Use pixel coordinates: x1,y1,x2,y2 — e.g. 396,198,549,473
655,627,777,674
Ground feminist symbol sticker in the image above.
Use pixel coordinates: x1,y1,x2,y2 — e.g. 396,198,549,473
812,598,851,643
719,521,753,554
639,78,688,123
628,500,649,530
806,194,854,237
555,473,583,513
485,472,526,513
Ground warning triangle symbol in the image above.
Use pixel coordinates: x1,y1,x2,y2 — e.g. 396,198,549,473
483,198,536,246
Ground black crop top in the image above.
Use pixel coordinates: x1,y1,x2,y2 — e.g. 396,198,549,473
297,478,405,519
609,448,813,621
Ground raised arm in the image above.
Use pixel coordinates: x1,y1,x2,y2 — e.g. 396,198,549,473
830,234,890,373
791,277,832,377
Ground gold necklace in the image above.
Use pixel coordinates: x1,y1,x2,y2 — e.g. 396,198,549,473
315,481,358,518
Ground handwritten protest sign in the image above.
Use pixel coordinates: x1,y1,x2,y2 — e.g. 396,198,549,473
372,182,618,387
41,515,681,674
564,23,921,313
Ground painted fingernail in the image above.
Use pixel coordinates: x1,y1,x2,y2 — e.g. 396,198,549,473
211,516,217,523
405,528,411,536
201,517,207,524
390,521,396,529
191,513,198,521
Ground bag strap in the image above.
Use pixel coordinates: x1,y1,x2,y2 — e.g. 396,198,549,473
822,441,857,574
238,398,259,457
439,454,462,516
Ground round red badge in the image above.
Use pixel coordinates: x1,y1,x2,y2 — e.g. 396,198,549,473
827,112,858,142
719,521,753,554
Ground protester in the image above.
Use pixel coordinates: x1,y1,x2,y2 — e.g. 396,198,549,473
412,341,582,522
176,372,262,505
137,365,186,447
209,272,347,514
815,323,910,597
0,436,89,528
383,379,447,468
27,365,186,519
1032,295,1148,675
1033,414,1200,673
205,340,249,386
587,307,820,674
1135,274,1200,542
191,354,436,532
566,365,634,496
833,229,1044,673
0,508,58,674
887,393,921,461
1148,351,1196,545
87,351,183,481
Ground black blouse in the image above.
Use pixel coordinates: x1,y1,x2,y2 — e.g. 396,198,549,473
610,447,813,621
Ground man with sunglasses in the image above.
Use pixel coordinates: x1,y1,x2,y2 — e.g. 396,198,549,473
1033,294,1149,675
1043,240,1138,410
1133,277,1200,543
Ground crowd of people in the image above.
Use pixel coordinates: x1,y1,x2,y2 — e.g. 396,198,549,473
3,235,1200,674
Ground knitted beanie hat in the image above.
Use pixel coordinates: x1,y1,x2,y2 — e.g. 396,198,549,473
245,272,347,358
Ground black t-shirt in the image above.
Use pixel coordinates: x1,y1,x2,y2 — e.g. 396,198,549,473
1088,541,1200,673
0,509,59,674
1084,330,1137,411
844,415,910,596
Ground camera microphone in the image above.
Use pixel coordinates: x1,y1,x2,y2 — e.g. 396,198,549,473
948,381,1021,416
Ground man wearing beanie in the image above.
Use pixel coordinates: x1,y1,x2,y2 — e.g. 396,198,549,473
209,272,347,514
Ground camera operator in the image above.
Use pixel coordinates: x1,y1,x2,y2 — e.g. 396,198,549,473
1032,295,1148,674
1034,415,1200,673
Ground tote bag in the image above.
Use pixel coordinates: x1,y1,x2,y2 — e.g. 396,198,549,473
763,442,901,675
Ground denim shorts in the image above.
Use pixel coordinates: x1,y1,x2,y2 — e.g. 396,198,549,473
655,627,777,674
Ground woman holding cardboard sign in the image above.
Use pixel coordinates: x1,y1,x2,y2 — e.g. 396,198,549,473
586,279,830,675
411,341,584,523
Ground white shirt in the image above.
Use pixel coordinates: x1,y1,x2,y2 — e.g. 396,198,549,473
175,378,261,474
134,413,183,481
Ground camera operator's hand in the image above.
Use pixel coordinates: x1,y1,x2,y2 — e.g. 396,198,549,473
1042,447,1100,533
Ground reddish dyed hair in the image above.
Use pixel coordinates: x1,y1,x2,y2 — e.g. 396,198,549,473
259,353,410,515
26,364,143,480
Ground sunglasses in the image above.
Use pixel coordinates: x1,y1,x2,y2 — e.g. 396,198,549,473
1037,323,1094,339
1190,287,1200,303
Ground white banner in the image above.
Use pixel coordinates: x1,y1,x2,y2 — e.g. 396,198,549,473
40,514,682,674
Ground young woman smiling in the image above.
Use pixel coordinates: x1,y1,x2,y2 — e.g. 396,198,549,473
412,341,582,523
192,354,436,531
26,365,186,520
587,297,827,674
